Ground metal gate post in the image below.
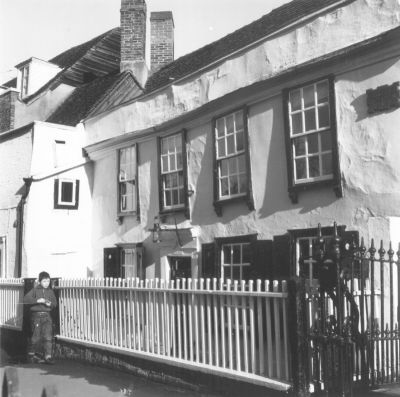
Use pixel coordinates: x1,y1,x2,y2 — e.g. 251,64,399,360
288,276,310,397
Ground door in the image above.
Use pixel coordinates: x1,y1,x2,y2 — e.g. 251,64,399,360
103,247,121,278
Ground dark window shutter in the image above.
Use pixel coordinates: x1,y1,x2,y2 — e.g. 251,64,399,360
272,234,292,279
250,240,273,280
54,179,59,208
340,230,359,252
202,243,217,278
104,247,121,278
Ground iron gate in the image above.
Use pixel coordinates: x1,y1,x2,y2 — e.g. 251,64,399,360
300,223,400,396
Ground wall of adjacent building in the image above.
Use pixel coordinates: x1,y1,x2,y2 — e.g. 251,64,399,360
22,122,93,278
0,127,33,277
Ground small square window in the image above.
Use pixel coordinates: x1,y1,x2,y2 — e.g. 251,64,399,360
54,179,79,209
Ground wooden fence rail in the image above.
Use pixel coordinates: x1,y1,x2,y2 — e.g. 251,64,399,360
0,279,24,331
56,278,291,391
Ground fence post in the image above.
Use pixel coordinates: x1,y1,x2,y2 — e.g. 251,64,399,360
288,276,310,397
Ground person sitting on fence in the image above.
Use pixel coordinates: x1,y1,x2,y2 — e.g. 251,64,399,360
23,271,57,364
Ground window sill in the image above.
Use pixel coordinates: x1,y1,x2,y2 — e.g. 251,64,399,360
159,206,189,221
117,211,140,223
213,194,254,217
54,204,78,210
288,178,342,204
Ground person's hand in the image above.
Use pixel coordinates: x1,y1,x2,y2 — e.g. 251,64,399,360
45,300,51,307
37,298,46,303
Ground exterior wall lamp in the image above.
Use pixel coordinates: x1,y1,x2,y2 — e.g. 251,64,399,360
150,215,183,246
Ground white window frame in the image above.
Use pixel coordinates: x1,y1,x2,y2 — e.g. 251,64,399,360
57,179,76,206
215,110,248,200
221,242,251,283
289,79,333,184
160,133,185,210
121,248,137,279
118,146,137,214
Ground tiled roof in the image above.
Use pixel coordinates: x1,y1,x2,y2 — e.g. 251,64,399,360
3,77,17,88
145,0,351,92
46,71,141,126
49,29,118,69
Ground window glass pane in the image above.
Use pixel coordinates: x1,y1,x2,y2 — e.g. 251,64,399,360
217,140,226,158
119,149,126,169
162,156,168,173
226,114,234,134
295,158,307,180
299,238,311,258
237,154,246,173
239,174,247,193
169,154,176,171
290,89,301,111
291,113,303,135
309,156,320,177
61,182,73,203
293,137,306,156
161,139,168,154
236,130,244,151
242,265,251,281
175,136,182,150
321,131,332,151
317,81,329,104
322,153,333,175
303,85,315,108
226,134,235,155
235,111,244,131
307,134,319,154
318,105,330,128
165,191,172,206
220,177,229,196
220,159,228,176
224,267,232,281
232,267,240,281
242,244,251,263
216,118,225,137
230,175,239,195
172,190,179,205
228,157,237,174
171,173,178,187
232,245,241,264
178,172,184,186
223,245,232,264
305,109,316,131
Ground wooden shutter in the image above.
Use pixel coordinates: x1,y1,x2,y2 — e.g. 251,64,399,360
251,240,273,280
272,234,293,279
202,242,218,278
103,247,121,278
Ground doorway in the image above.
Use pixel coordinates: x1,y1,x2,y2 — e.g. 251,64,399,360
169,256,191,281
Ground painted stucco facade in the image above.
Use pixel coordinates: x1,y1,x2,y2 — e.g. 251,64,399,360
84,0,400,279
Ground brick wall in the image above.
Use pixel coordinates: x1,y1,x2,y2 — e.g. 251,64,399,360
120,0,147,65
0,91,18,133
150,11,174,73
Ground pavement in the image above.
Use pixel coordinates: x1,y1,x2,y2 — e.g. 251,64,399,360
0,360,221,397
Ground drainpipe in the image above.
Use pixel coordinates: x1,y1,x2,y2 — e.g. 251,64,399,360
16,177,32,277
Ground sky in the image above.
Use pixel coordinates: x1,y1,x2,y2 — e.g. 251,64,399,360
0,0,288,84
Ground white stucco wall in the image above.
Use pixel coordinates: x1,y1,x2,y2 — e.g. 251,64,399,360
84,0,400,145
0,128,33,277
23,123,92,278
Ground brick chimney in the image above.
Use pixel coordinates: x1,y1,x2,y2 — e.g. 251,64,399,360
120,0,148,86
150,12,174,73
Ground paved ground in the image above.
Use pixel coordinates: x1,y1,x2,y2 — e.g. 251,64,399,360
0,360,221,397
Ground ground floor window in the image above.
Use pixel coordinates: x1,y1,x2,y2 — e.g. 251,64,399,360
103,243,143,279
221,242,251,282
168,256,191,281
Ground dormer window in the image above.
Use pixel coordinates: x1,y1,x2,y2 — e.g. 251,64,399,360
21,65,30,97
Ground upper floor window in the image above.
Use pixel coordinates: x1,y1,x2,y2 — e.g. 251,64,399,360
158,131,189,217
284,77,342,203
213,108,254,216
54,178,79,210
118,145,137,215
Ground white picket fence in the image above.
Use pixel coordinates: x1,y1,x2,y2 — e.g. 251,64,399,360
0,278,24,330
56,278,291,391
